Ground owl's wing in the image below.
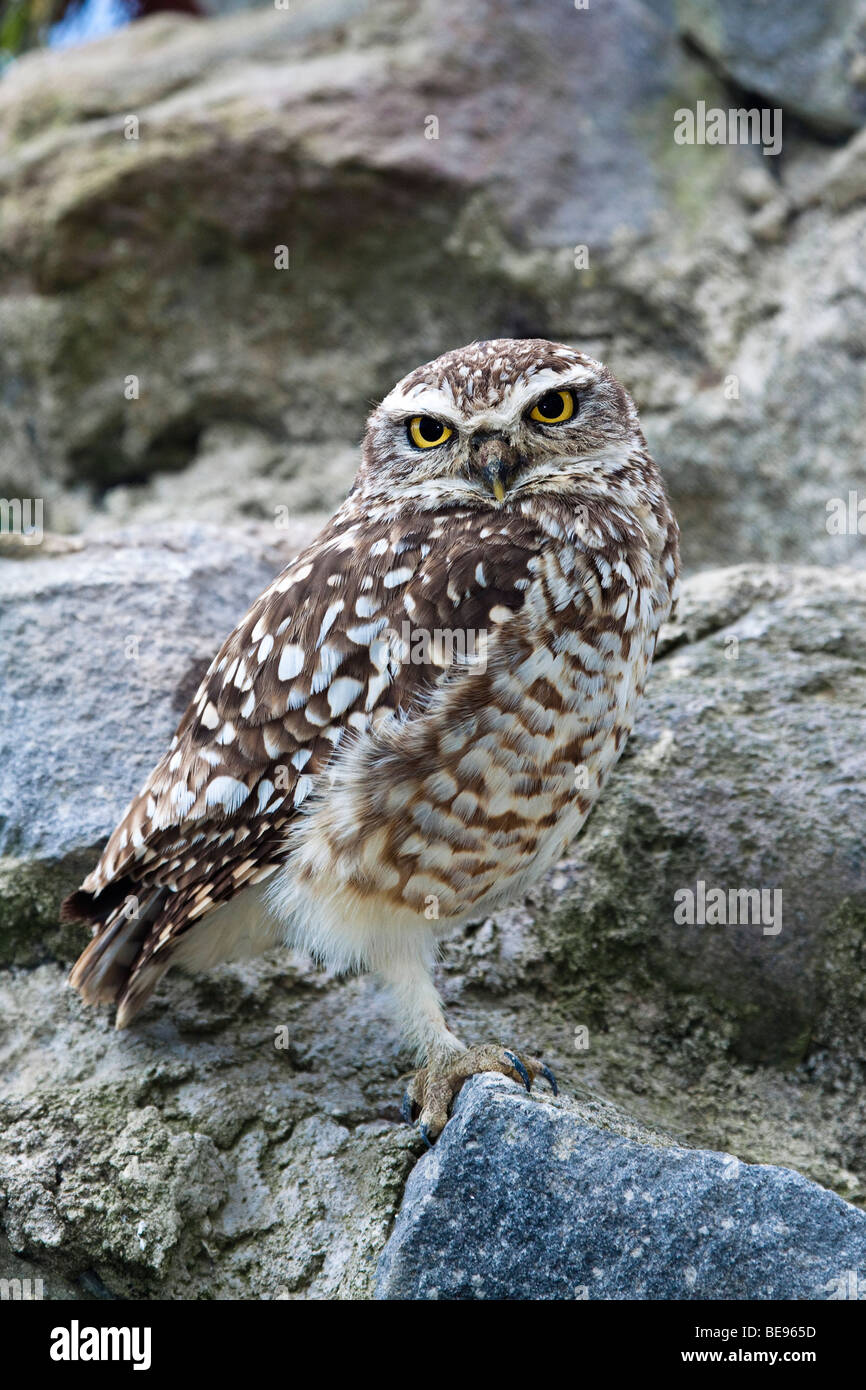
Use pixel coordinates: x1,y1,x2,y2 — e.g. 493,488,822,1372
64,505,551,1019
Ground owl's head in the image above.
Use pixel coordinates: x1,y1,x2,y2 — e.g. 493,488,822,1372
358,338,647,514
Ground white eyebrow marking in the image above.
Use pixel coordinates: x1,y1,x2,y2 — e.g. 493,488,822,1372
510,365,596,406
380,366,598,435
379,384,462,422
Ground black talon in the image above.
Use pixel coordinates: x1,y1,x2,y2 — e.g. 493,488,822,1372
418,1122,434,1150
401,1089,414,1124
541,1063,559,1096
504,1050,532,1092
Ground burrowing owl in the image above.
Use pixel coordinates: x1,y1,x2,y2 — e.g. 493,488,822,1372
65,339,679,1138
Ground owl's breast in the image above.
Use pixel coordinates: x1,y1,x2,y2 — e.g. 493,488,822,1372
274,529,671,951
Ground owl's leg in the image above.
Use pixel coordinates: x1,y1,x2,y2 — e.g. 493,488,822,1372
373,937,465,1063
373,940,556,1142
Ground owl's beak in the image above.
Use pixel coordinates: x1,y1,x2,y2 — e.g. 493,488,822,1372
484,464,508,503
473,434,519,503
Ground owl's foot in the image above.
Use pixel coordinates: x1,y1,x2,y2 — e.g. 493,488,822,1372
402,1044,558,1144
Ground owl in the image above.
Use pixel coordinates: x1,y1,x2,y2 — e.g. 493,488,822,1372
64,339,679,1140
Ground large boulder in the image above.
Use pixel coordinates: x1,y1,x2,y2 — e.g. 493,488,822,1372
0,3,865,570
651,0,866,135
377,1074,866,1300
0,950,421,1299
534,562,866,1070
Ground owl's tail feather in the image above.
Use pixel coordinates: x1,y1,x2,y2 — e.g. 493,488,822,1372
64,882,169,1023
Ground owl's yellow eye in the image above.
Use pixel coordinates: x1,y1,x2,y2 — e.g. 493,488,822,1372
408,416,453,449
529,389,575,424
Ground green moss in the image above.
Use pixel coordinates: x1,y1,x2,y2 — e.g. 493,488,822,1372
635,62,741,240
0,854,91,967
0,0,64,62
815,897,866,1051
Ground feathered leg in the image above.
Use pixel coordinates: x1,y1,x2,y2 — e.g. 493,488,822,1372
373,937,556,1142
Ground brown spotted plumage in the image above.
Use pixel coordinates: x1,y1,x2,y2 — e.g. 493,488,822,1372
65,338,679,1137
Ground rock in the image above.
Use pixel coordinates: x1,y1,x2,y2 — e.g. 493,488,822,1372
536,563,866,1069
651,0,866,135
748,196,790,243
376,1074,866,1301
0,955,421,1298
0,0,708,500
636,181,866,571
736,164,778,210
816,125,866,210
4,5,866,572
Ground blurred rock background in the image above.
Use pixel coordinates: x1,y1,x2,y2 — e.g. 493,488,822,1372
1,0,865,1299
0,0,864,566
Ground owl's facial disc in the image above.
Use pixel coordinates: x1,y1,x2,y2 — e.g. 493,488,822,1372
362,340,637,511
391,385,587,503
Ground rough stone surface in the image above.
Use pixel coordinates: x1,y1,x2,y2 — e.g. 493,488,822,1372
0,2,865,570
536,563,866,1069
376,1075,866,1301
653,0,866,134
0,954,420,1299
